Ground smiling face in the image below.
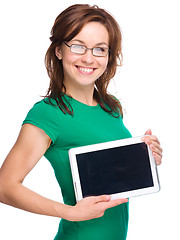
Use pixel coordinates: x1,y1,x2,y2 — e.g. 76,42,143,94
56,22,109,95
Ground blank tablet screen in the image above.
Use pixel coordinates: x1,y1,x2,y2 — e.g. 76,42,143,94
76,142,154,197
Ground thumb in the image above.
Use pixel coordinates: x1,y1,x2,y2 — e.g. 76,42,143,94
145,129,152,136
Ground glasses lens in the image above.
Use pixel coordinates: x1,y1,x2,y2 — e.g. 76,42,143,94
71,45,86,54
93,47,108,57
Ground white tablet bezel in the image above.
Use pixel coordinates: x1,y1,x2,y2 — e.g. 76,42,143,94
68,136,160,202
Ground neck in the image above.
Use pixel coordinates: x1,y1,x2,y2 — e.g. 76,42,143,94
64,83,97,106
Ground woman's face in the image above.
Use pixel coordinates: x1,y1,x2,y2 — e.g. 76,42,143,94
56,22,109,92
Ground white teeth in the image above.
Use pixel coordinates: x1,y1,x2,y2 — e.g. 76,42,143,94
78,67,94,73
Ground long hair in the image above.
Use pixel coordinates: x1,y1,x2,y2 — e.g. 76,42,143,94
45,4,123,117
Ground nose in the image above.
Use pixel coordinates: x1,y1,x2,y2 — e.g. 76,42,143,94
81,49,95,65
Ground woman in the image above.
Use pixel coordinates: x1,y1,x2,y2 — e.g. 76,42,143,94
0,4,162,240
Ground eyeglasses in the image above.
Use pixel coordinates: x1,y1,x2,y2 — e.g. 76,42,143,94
63,42,110,57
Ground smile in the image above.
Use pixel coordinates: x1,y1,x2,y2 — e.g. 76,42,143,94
76,66,96,74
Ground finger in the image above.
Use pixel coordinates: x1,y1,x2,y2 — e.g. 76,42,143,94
153,152,162,165
144,129,152,136
104,198,128,210
148,141,163,164
152,150,162,161
151,148,163,160
149,136,161,145
93,195,111,203
150,142,163,155
142,135,160,145
141,136,162,166
150,140,162,148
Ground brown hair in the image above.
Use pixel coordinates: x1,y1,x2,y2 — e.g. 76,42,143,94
45,4,123,117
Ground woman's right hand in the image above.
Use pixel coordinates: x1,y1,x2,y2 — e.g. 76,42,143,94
65,195,128,221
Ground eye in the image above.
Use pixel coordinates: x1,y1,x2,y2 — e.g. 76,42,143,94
93,47,109,56
71,44,86,52
73,44,84,49
95,47,106,53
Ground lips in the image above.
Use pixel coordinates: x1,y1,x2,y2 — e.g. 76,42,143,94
76,65,96,74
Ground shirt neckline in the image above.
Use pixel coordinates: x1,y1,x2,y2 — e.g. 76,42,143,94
63,93,100,109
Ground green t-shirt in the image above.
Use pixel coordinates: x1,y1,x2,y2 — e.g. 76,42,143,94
23,95,132,240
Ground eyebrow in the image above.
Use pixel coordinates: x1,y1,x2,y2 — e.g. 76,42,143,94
71,39,109,47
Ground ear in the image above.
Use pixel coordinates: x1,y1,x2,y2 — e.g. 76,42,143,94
55,46,62,60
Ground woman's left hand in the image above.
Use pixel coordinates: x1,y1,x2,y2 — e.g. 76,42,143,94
141,129,162,166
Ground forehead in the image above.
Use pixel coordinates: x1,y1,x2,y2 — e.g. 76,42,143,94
70,22,109,45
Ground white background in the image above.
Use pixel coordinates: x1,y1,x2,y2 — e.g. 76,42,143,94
0,0,179,239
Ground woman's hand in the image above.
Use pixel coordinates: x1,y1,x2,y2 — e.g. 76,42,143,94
65,195,128,221
142,129,162,166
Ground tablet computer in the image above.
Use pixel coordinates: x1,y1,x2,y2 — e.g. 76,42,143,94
68,136,160,202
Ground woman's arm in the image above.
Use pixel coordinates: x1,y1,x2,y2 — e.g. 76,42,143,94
0,123,64,217
0,124,128,221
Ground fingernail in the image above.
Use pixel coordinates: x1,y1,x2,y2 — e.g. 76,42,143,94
106,195,111,200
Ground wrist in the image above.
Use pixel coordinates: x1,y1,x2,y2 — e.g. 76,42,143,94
59,204,76,221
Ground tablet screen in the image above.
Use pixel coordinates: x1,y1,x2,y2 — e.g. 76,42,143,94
76,142,154,197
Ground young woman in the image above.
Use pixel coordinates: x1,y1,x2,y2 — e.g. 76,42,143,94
0,4,162,240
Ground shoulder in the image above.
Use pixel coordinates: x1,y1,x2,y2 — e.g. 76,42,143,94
26,98,59,117
32,98,56,109
22,99,60,143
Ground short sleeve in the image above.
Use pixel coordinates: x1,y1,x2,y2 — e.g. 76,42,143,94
22,100,59,144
